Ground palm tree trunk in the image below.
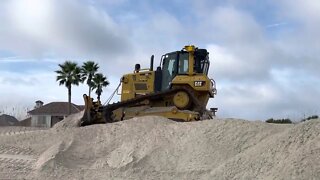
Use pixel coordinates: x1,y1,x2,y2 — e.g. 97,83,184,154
68,84,71,115
88,75,92,97
97,85,101,102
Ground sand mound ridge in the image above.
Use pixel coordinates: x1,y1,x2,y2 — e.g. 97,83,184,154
29,113,320,180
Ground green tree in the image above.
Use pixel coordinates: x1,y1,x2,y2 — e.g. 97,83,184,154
301,115,319,122
81,61,99,97
55,61,82,115
266,118,292,124
92,73,109,101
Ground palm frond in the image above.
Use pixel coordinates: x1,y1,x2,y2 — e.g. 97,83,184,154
81,61,99,86
92,73,109,97
55,61,82,87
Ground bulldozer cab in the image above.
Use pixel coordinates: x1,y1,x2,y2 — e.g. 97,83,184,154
159,46,210,91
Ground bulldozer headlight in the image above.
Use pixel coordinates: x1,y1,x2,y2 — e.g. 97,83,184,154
194,81,205,87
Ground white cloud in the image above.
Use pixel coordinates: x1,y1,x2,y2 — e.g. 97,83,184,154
266,22,287,28
206,44,267,81
280,0,320,23
211,83,279,118
275,0,320,59
0,0,130,58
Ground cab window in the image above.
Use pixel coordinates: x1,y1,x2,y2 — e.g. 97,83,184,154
161,53,178,89
178,53,189,74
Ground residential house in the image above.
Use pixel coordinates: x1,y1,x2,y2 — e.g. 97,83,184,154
27,102,84,128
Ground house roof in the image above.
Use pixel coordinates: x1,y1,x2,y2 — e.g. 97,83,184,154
19,117,31,126
0,114,19,126
28,102,84,116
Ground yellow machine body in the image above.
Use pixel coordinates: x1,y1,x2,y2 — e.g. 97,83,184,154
81,45,217,125
121,71,155,101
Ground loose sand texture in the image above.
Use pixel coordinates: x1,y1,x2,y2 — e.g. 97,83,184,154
0,112,319,179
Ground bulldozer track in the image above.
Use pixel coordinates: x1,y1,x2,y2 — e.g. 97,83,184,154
102,87,205,122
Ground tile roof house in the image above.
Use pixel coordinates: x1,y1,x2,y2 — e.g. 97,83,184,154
27,102,84,128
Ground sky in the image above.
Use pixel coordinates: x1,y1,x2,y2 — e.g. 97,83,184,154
0,0,319,121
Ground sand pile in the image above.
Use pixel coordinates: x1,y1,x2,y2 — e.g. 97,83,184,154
53,110,85,129
0,113,319,179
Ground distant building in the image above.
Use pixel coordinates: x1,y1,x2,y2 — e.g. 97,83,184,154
19,117,31,127
27,102,84,128
0,114,19,126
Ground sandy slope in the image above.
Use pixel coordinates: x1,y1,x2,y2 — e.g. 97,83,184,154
0,113,319,179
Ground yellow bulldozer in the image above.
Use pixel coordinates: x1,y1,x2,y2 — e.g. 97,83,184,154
81,45,217,126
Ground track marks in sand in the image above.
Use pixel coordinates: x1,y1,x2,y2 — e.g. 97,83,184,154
0,145,38,178
0,127,47,136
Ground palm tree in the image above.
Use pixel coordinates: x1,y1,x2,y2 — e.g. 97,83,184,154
81,61,99,97
92,73,109,102
55,61,82,115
